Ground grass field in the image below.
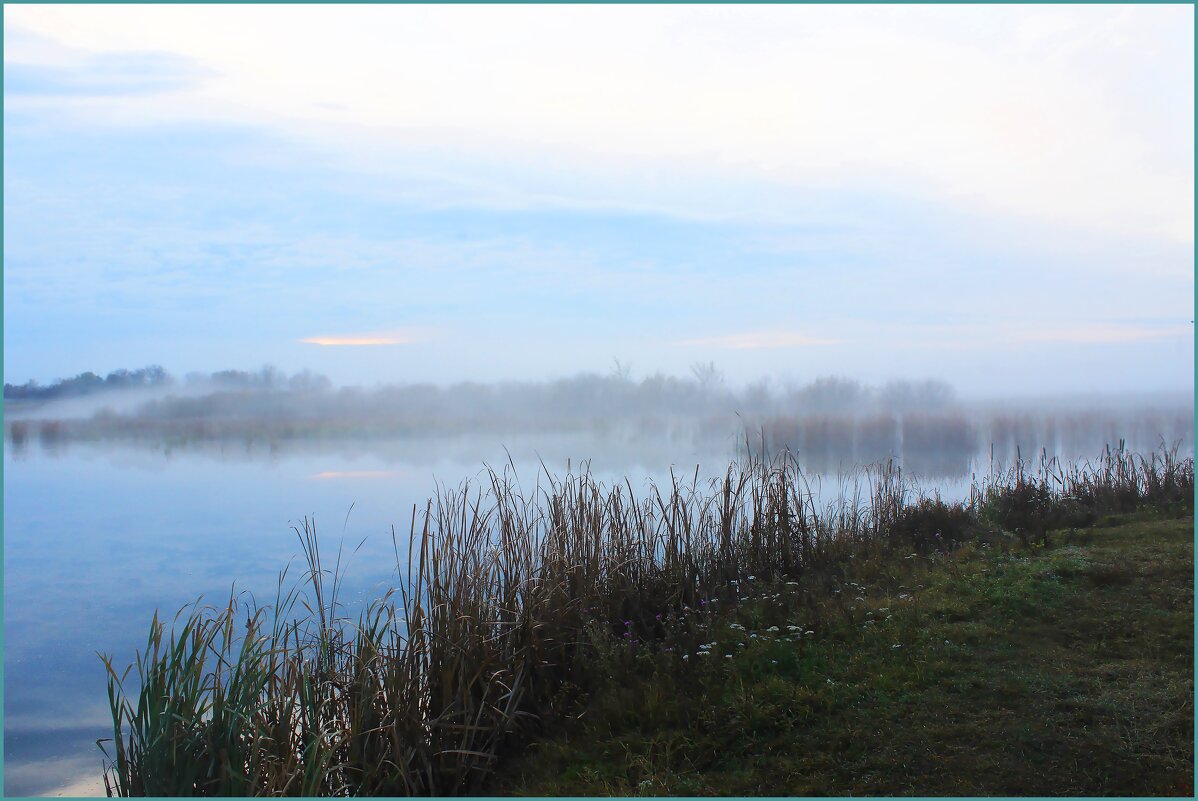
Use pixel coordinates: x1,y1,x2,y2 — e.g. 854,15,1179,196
497,511,1194,796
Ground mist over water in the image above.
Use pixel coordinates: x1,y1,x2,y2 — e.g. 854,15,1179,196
2,368,1193,796
6,366,1192,474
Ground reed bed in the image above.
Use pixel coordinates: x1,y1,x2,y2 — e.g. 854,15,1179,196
99,444,1194,796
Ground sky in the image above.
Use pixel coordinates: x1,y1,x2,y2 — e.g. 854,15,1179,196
3,4,1194,397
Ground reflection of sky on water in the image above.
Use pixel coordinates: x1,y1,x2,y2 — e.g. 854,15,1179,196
4,447,413,796
3,423,1190,795
4,432,740,796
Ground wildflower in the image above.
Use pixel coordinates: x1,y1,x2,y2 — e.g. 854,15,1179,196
766,626,780,632
805,630,814,635
682,654,689,661
725,654,733,659
696,651,711,657
787,625,802,631
750,633,758,639
891,644,902,649
877,607,889,613
729,623,745,630
747,575,756,581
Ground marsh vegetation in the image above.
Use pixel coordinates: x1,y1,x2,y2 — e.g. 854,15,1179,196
97,443,1193,796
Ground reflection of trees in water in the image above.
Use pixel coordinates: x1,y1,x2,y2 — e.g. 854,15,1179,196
981,409,1194,465
4,404,1192,482
752,409,1193,480
749,413,976,479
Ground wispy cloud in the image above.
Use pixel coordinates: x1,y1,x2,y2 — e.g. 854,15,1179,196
882,321,1194,351
5,49,212,97
4,5,1191,243
1013,323,1193,345
678,331,843,350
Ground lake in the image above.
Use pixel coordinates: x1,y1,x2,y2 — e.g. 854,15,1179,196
2,415,1189,796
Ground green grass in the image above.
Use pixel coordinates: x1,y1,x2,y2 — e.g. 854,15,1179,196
496,512,1194,796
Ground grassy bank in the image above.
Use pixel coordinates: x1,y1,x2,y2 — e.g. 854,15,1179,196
497,510,1194,796
98,445,1193,796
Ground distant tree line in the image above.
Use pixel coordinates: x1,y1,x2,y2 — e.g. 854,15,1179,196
4,366,172,401
3,365,336,402
4,363,961,425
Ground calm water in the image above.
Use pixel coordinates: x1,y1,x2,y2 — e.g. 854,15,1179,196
3,431,740,797
2,419,1188,796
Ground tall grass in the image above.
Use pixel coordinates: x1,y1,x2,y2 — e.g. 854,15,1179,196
99,443,1194,796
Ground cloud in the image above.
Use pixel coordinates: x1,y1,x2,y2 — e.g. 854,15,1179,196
1013,323,1193,345
300,332,423,346
678,331,843,350
878,320,1194,351
4,6,1191,243
5,49,212,97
